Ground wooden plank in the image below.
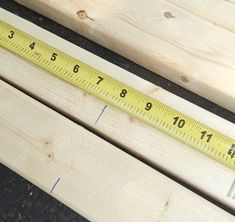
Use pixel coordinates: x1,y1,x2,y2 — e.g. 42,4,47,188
167,0,235,32
0,80,234,221
15,0,235,112
1,8,235,210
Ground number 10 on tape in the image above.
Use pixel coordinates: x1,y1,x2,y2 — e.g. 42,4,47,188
0,20,235,170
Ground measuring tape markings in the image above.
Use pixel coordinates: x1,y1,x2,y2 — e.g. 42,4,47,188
1,20,235,170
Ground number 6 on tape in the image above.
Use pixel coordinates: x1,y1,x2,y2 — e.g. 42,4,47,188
0,20,235,170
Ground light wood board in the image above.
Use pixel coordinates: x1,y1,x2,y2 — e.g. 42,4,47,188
15,0,235,112
1,8,235,210
167,0,235,32
1,80,235,221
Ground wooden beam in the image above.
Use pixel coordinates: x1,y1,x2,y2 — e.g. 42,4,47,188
15,0,235,112
167,0,235,33
1,8,235,210
0,80,234,221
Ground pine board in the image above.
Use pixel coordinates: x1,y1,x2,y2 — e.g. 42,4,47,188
167,0,235,32
15,0,235,112
1,80,235,221
0,8,235,210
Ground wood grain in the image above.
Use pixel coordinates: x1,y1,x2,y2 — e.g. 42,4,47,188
1,80,235,221
167,0,235,32
1,8,235,210
15,0,235,112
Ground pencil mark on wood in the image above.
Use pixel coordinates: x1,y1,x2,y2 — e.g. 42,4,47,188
95,105,107,124
161,196,170,211
180,76,189,83
164,11,175,19
158,194,171,220
164,199,169,208
76,10,94,21
50,178,61,193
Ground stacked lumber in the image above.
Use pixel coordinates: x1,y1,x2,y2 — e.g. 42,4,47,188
167,0,235,32
0,3,235,221
16,0,235,112
1,80,234,221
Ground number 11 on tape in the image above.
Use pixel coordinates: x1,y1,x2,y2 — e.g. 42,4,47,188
0,20,235,170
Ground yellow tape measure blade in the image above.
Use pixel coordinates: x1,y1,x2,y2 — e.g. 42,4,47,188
1,20,235,170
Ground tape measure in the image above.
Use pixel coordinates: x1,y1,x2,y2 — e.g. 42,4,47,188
1,20,235,170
